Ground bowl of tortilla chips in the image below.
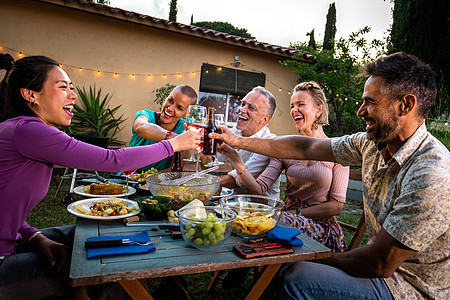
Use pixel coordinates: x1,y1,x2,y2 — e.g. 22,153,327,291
219,195,284,239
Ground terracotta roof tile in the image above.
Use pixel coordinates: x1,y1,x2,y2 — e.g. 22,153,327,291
48,0,312,60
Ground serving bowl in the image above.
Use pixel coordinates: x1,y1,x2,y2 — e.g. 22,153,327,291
145,172,221,210
136,196,174,220
219,195,284,239
176,206,236,250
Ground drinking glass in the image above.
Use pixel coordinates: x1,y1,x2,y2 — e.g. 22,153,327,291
205,114,225,167
122,169,137,198
184,105,207,172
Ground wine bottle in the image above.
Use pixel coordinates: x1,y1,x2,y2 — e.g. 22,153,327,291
203,107,218,155
171,151,183,172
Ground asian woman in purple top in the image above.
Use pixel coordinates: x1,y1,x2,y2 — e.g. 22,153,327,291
0,53,201,299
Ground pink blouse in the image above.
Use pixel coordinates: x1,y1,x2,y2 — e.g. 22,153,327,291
257,158,349,205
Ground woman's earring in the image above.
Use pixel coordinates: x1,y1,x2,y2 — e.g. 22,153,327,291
314,122,319,130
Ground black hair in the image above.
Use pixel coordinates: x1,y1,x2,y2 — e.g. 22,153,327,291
176,85,198,104
0,54,59,122
360,52,437,119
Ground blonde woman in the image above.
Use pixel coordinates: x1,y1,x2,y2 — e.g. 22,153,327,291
220,81,349,251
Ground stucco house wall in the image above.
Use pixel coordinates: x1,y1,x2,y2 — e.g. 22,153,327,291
0,0,308,144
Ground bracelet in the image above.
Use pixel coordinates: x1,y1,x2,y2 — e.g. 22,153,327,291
297,207,302,216
28,231,43,242
237,166,248,176
237,166,248,180
164,130,174,140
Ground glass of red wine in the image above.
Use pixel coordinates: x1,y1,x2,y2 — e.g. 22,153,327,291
122,169,137,198
184,105,207,172
205,113,225,167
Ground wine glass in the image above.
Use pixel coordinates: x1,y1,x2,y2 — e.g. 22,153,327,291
184,105,207,172
205,114,225,167
122,169,137,198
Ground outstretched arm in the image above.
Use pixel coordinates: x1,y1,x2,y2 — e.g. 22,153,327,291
210,126,337,163
133,115,177,141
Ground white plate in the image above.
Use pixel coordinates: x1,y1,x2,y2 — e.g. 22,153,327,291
67,198,140,220
73,185,136,198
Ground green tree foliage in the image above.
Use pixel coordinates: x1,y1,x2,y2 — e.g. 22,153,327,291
192,21,255,39
307,29,317,50
323,3,337,50
169,0,177,21
390,0,449,117
284,27,386,136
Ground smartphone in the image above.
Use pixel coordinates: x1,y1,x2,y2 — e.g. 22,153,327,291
233,242,294,259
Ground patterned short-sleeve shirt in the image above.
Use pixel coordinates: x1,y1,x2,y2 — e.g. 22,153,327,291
331,123,450,299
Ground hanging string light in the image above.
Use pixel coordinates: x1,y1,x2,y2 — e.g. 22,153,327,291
0,44,291,93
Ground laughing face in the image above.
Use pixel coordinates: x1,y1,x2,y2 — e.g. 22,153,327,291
28,66,77,127
290,90,322,133
159,87,196,125
358,76,400,143
236,91,271,137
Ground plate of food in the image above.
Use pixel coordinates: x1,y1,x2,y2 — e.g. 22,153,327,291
74,183,136,198
67,198,140,220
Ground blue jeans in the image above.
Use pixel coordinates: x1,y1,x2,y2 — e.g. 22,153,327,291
278,261,394,300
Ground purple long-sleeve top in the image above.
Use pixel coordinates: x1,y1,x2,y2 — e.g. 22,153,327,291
0,116,174,256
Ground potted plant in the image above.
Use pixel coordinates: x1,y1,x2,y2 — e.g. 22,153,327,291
63,85,127,146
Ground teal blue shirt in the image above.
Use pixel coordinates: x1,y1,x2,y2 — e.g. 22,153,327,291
129,110,187,171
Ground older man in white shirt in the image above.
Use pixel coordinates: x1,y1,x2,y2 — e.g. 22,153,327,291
217,86,280,198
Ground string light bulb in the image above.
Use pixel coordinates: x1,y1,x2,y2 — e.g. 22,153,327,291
218,67,222,71
177,73,181,78
192,72,195,76
131,74,135,79
79,68,82,72
355,101,359,105
18,52,23,57
59,64,63,68
148,74,152,79
205,70,209,74
163,74,166,79
97,71,101,75
279,88,282,92
114,73,118,78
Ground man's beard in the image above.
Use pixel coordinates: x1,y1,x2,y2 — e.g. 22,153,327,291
366,107,399,143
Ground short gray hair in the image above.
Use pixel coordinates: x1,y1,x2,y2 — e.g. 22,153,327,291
251,86,277,118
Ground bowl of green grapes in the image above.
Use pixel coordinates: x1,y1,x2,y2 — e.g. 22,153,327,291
176,206,236,250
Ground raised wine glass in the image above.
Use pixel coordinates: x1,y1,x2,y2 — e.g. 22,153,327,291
122,169,137,198
184,105,207,172
205,113,225,167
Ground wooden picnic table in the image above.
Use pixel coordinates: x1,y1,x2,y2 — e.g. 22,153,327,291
70,218,331,300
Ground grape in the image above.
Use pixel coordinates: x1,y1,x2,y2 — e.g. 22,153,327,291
183,213,228,247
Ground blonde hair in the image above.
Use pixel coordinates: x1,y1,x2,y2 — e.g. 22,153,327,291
293,81,329,125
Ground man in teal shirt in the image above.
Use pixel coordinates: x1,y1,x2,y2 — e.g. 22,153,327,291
129,85,197,172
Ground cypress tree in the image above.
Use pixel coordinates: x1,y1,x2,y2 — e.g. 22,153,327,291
169,0,177,21
190,14,194,25
307,29,316,50
323,3,337,50
390,0,449,89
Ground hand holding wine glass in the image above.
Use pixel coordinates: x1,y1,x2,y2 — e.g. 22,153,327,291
184,105,207,169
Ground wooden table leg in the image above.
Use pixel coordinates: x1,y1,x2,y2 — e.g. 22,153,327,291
119,280,154,300
245,263,282,300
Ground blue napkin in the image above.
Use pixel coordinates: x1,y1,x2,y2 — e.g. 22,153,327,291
86,231,156,259
267,226,303,247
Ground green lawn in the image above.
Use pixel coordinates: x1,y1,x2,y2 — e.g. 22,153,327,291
26,170,366,299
